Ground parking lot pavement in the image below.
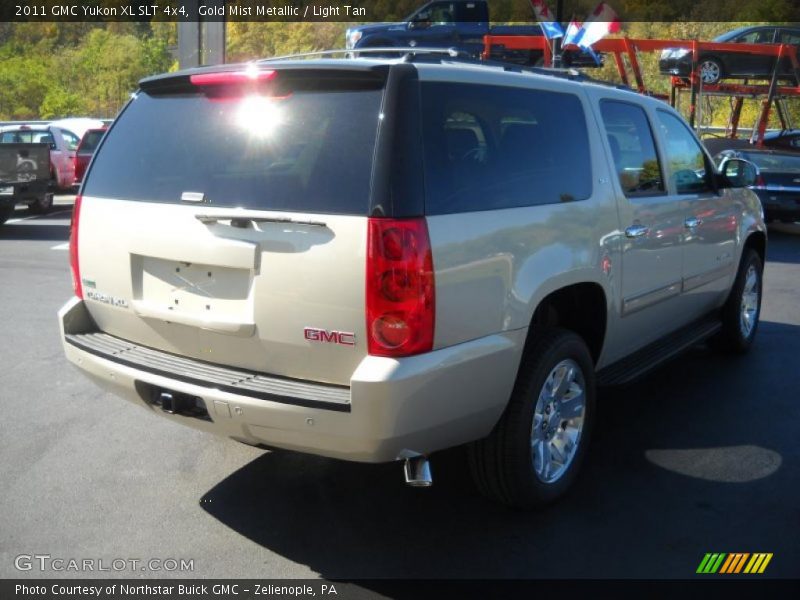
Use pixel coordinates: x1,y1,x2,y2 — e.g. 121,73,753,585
0,202,798,581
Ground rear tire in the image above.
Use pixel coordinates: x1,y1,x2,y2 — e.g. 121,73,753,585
698,56,723,84
469,328,595,509
711,249,763,354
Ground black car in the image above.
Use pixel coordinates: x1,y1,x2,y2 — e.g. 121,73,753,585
659,25,800,84
760,129,800,152
716,148,800,223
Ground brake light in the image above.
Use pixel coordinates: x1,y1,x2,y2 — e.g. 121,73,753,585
366,218,435,357
189,69,276,87
69,195,82,299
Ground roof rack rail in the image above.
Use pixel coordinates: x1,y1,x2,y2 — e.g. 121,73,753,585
257,47,469,62
256,46,632,92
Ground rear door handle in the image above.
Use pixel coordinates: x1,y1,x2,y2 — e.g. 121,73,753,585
625,225,650,238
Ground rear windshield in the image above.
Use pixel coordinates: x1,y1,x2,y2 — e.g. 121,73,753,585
0,130,54,146
741,152,800,172
78,130,105,154
82,86,383,214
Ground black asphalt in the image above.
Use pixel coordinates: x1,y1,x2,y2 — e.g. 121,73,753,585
1,199,798,582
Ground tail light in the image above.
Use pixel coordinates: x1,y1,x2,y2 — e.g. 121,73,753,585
754,173,766,188
69,195,82,299
366,218,435,357
189,69,277,87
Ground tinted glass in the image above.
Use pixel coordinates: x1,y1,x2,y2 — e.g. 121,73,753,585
421,82,592,214
655,111,713,194
779,30,800,45
428,2,455,22
83,88,382,215
599,101,664,196
741,152,800,172
78,130,105,154
736,29,774,44
0,130,54,146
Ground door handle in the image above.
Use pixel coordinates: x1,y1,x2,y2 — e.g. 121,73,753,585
625,225,650,238
684,217,703,229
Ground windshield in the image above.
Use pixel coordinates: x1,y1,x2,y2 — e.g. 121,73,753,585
83,86,383,214
741,152,800,172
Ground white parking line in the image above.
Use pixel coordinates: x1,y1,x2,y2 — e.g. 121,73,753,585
5,214,40,224
6,209,71,225
51,243,70,250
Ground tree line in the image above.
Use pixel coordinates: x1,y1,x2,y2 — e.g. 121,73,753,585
1,10,799,131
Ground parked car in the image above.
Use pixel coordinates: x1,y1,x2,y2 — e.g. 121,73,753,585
0,142,52,224
73,128,107,185
60,55,766,508
759,128,800,152
716,148,800,223
0,124,77,190
50,118,106,143
659,25,800,84
347,0,601,68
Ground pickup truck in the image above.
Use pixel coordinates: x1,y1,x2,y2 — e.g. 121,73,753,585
346,0,598,67
0,142,52,225
0,124,78,191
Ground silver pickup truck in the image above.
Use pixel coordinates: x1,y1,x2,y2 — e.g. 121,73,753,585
59,53,766,508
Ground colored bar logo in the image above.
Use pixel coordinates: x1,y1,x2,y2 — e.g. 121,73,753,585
697,553,773,574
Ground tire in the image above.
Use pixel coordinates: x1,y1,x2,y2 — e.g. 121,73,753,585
698,56,723,84
27,193,53,215
0,206,13,226
712,249,763,354
469,328,596,509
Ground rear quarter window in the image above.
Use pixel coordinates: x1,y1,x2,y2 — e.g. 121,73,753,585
420,82,593,214
82,86,383,215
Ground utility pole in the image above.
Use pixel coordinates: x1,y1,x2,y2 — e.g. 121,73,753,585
553,0,564,68
178,0,226,68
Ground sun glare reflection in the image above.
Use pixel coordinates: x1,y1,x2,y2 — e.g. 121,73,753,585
236,95,284,137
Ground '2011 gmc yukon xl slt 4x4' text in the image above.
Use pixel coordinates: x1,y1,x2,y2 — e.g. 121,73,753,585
60,56,766,508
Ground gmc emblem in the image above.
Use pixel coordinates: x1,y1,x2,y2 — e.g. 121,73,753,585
304,327,356,346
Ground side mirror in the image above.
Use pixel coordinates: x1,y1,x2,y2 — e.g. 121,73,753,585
719,158,758,188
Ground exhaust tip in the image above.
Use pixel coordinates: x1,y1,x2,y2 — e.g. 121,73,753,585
403,456,433,487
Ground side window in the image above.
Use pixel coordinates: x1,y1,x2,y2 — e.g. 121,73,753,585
656,111,714,194
779,30,800,45
737,29,775,44
599,100,664,197
428,2,455,23
421,83,593,214
61,130,80,151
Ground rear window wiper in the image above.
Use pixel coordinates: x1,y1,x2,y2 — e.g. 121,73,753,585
195,214,327,228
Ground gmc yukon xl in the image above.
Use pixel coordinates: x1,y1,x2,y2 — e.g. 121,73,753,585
60,52,766,508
